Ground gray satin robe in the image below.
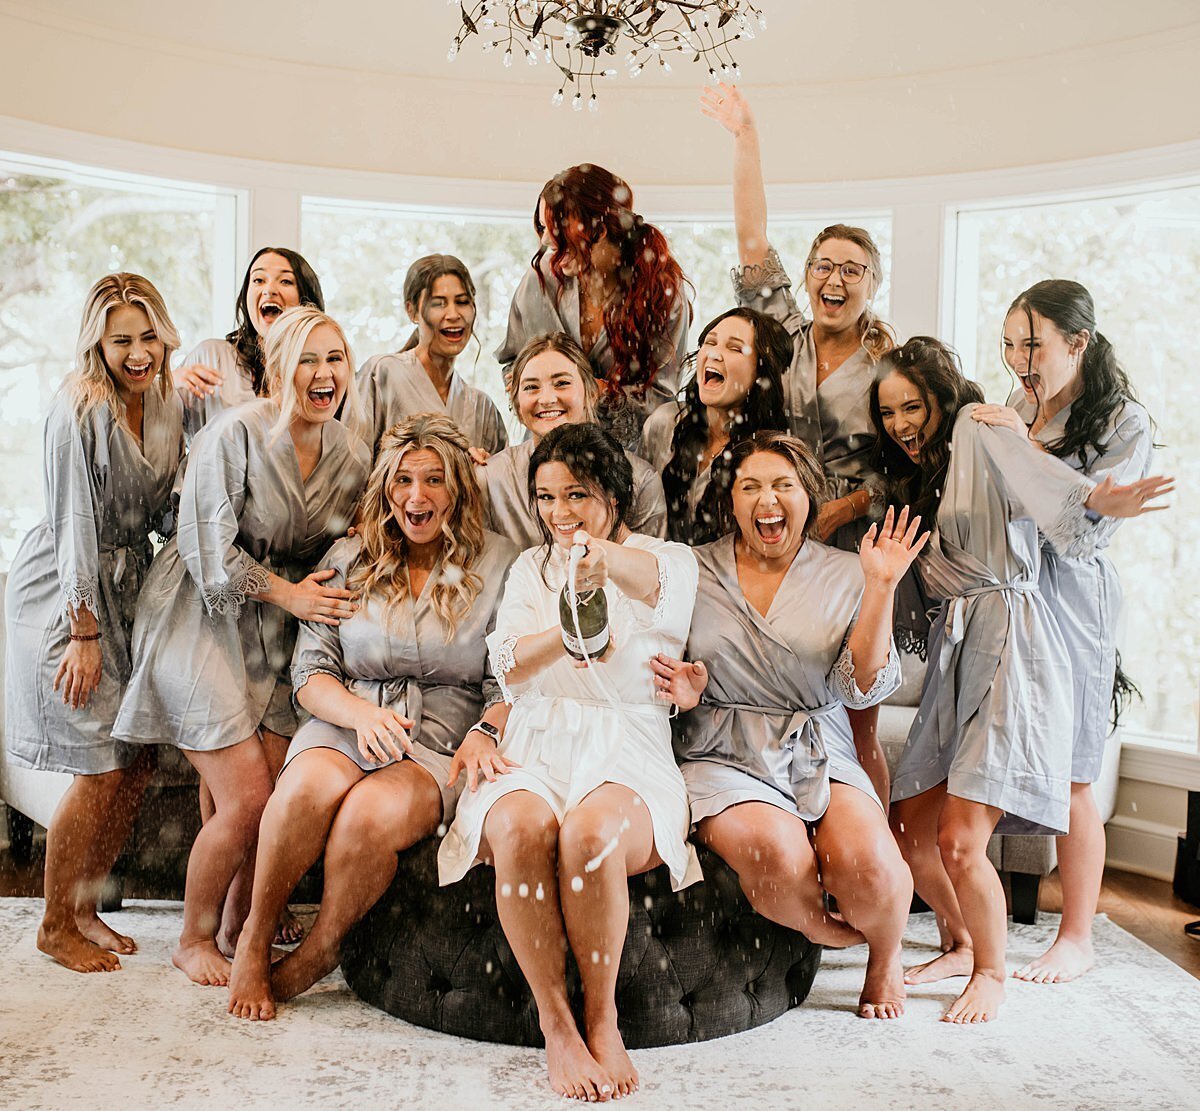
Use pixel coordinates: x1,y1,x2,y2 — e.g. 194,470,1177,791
357,348,507,457
732,247,884,551
479,437,666,549
640,402,714,546
496,256,690,451
1010,390,1154,781
114,400,370,750
287,531,517,818
892,405,1102,835
5,387,185,774
676,536,900,823
177,338,257,443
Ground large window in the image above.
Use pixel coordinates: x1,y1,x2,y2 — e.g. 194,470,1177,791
0,154,238,567
953,184,1200,749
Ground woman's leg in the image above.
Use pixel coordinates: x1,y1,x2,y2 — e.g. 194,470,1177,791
891,785,974,983
814,783,913,1018
228,748,366,1019
175,738,273,986
696,802,863,948
1014,780,1102,983
847,706,889,809
269,760,440,1005
557,783,663,1098
937,794,1005,1023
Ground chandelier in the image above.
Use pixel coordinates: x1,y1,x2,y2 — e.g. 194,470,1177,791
447,2,768,111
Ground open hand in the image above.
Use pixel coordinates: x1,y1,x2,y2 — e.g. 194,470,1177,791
54,638,102,710
288,568,358,626
859,505,929,587
173,362,224,399
699,82,754,136
354,704,414,764
1085,473,1174,518
448,729,521,793
649,652,709,712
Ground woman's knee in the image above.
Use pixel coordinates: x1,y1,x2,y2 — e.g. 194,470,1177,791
936,819,989,876
557,805,635,869
822,840,911,908
485,794,559,864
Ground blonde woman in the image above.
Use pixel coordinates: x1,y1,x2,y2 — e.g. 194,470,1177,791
227,414,518,1019
481,332,666,548
114,306,370,986
5,273,185,973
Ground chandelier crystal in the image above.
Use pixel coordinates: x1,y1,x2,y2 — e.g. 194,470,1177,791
447,1,767,109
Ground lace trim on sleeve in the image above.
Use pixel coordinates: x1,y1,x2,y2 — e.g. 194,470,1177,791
492,633,521,705
291,663,341,692
201,562,270,619
651,553,671,628
61,575,100,619
864,477,889,522
1042,480,1099,561
832,637,902,708
481,676,504,709
730,246,790,303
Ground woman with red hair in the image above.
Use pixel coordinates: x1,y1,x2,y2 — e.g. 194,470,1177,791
497,163,692,452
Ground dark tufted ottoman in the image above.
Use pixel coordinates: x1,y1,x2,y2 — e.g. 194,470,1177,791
341,839,822,1048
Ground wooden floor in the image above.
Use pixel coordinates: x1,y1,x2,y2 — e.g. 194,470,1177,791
2,840,1198,980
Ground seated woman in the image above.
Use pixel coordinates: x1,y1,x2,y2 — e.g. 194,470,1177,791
640,307,789,546
358,254,507,458
114,306,370,985
872,337,1170,1023
438,422,701,1101
653,432,922,1019
482,332,666,547
228,414,518,1020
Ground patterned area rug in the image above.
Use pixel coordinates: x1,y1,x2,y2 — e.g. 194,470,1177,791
1,898,1197,1110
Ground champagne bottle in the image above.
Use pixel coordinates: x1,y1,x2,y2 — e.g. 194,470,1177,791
559,581,610,662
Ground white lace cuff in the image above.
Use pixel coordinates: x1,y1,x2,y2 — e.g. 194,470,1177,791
202,560,270,619
730,246,790,304
492,633,521,705
1042,480,1100,561
831,638,902,708
61,574,100,619
650,554,671,628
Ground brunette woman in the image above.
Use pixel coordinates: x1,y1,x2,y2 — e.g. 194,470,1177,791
972,280,1154,984
358,254,507,457
227,415,518,1019
872,337,1169,1023
114,307,369,986
497,164,692,451
5,274,185,972
439,423,701,1100
482,332,666,547
640,307,789,546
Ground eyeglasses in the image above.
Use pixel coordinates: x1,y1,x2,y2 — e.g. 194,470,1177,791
807,258,871,284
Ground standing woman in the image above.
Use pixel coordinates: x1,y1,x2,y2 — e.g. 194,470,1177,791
496,164,692,452
358,254,507,458
173,247,324,439
655,433,923,1019
227,415,518,1020
872,337,1169,1023
439,423,701,1101
5,273,185,972
972,280,1154,984
641,307,789,546
482,332,666,547
114,306,370,986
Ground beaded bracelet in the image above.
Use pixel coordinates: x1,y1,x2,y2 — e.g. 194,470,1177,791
69,631,102,642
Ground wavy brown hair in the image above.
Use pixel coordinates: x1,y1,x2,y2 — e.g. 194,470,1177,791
346,413,486,638
721,432,828,541
806,224,896,362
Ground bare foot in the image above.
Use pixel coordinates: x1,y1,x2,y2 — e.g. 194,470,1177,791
228,934,276,1020
173,938,231,986
270,935,340,1002
274,909,305,945
75,911,137,955
905,944,974,984
544,1022,614,1102
1012,935,1094,984
942,970,1005,1023
37,923,122,973
588,1017,638,1094
858,947,906,1019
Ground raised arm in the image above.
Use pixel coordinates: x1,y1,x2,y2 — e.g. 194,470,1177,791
700,83,768,267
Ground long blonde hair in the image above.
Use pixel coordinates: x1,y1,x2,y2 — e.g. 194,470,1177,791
263,305,363,440
67,273,179,424
347,413,486,638
806,224,896,362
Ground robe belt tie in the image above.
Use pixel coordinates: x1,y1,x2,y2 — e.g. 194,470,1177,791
939,579,1036,677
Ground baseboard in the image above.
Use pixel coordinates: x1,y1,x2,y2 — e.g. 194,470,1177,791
1105,812,1179,881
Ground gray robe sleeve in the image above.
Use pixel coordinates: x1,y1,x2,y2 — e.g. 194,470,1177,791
730,246,807,335
495,269,536,378
290,542,350,691
44,400,101,618
629,452,667,539
175,418,270,618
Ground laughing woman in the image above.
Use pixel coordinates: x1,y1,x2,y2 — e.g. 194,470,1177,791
357,254,507,458
640,307,789,546
973,280,1154,984
5,274,184,973
482,332,666,547
114,306,370,986
173,246,324,439
227,415,517,1019
655,433,923,1019
871,337,1170,1024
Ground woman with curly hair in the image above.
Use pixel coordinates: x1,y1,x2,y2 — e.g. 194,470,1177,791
496,164,692,451
228,414,518,1019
